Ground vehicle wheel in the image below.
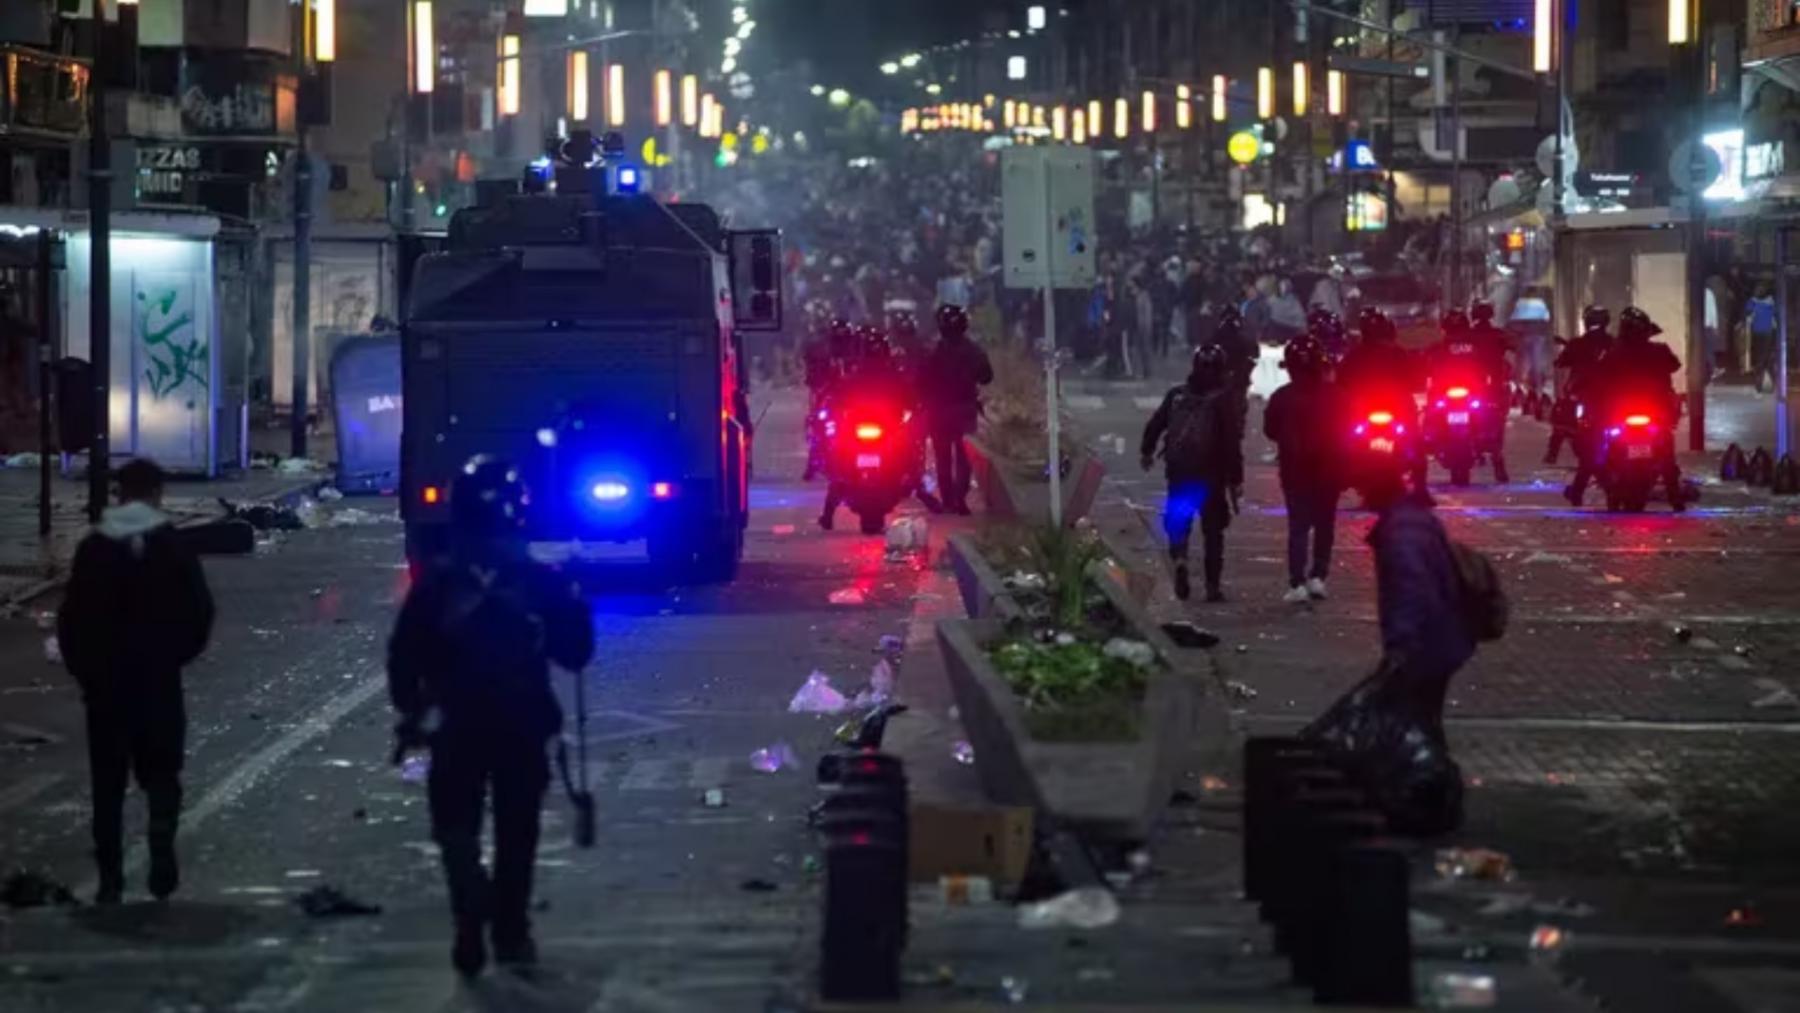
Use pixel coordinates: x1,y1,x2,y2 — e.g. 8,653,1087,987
1605,492,1622,512
694,526,744,583
1450,464,1471,487
858,511,886,536
647,534,692,572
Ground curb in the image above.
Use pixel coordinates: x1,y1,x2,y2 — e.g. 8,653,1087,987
0,474,332,611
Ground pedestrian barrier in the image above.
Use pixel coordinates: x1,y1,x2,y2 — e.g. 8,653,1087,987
1242,736,1414,1008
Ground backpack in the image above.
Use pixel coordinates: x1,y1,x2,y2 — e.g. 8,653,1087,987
1164,388,1223,471
1445,538,1508,642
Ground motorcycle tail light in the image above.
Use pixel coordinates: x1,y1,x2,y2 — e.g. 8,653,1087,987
651,482,676,500
1446,386,1469,399
422,485,441,505
1471,399,1483,409
1367,411,1394,426
1625,414,1651,427
855,423,884,442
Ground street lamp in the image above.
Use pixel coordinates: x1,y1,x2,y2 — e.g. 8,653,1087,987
1533,0,1554,72
607,62,625,127
315,0,336,62
1668,0,1691,44
1007,55,1027,80
1176,84,1192,129
1292,60,1308,116
1053,104,1066,140
1003,99,1017,128
1327,69,1344,116
567,51,588,120
1088,99,1102,136
1072,109,1087,144
682,74,699,126
1142,90,1155,133
1027,5,1046,31
1257,66,1274,119
700,93,717,137
411,2,432,93
654,69,672,126
499,34,520,116
1212,74,1227,122
881,61,899,75
1114,97,1128,138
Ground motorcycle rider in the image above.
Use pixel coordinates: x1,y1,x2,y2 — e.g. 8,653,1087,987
1427,305,1511,483
1141,344,1245,603
388,455,595,976
803,318,862,481
1573,306,1688,510
920,304,995,515
1339,307,1430,500
1307,307,1350,361
1547,305,1613,469
1263,336,1345,603
1467,300,1514,482
820,333,927,529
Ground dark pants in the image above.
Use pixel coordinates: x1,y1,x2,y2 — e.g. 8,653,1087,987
1164,480,1229,591
1568,423,1600,499
931,428,973,508
86,701,185,887
429,734,550,944
1283,482,1338,587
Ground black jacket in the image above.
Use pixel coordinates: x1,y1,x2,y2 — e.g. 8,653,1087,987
1555,329,1612,403
921,335,995,433
57,502,215,709
1141,378,1245,485
388,547,595,743
1263,376,1346,491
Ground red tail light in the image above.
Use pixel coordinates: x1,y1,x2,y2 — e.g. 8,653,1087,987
854,423,884,442
422,485,441,505
1366,411,1395,426
1446,386,1470,399
1624,414,1651,427
651,481,675,500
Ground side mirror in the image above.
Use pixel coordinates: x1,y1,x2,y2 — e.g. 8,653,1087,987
729,229,783,332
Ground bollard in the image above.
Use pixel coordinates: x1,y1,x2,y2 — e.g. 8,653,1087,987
818,748,905,786
1264,783,1364,933
1748,447,1775,487
1774,455,1799,496
1256,766,1352,919
1315,842,1414,1007
1286,810,1386,986
819,809,906,1001
1243,737,1331,902
1720,442,1746,482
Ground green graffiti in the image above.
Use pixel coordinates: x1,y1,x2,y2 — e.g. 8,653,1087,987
137,286,207,399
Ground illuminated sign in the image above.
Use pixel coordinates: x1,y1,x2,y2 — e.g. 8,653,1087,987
1746,140,1785,181
1346,192,1387,232
1227,130,1261,165
1702,128,1745,200
136,146,201,197
1343,139,1378,171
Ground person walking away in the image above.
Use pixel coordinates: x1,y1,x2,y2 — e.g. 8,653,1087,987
1130,273,1156,380
1263,337,1344,604
388,456,595,975
1749,284,1778,393
1267,277,1308,345
921,304,994,515
1141,345,1245,603
1548,305,1612,473
57,458,215,904
1466,300,1515,483
1582,306,1688,510
1309,265,1349,320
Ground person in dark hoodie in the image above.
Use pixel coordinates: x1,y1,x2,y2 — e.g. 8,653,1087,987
388,455,595,976
920,304,994,515
1263,335,1345,604
57,458,215,904
1141,344,1245,602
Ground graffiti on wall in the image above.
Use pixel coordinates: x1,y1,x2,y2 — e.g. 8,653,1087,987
135,274,208,399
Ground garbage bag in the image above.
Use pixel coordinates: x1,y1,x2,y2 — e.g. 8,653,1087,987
1304,665,1464,837
788,670,850,714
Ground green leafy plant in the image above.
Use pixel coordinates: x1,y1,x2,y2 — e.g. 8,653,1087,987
1026,523,1106,630
989,637,1149,741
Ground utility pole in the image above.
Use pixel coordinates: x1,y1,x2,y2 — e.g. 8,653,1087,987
1679,17,1706,452
87,6,111,522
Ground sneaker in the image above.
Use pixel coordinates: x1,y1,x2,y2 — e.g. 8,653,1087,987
1282,585,1311,604
1563,484,1582,508
1306,577,1329,600
817,511,834,531
1204,586,1227,604
1173,564,1192,601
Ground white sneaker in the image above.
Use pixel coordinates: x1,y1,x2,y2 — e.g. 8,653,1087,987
1306,578,1329,600
1282,585,1311,604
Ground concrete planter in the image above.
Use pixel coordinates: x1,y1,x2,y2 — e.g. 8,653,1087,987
965,437,1106,528
945,532,1026,623
936,567,1232,843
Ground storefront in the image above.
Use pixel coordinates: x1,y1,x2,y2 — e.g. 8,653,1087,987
0,207,242,475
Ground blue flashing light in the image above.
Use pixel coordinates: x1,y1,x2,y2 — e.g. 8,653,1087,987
616,165,641,193
591,481,630,502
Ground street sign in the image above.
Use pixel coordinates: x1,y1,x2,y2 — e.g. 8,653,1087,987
1342,139,1379,171
1668,139,1724,194
1227,131,1261,165
1002,147,1095,290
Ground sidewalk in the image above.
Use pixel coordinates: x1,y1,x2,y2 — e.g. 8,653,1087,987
0,464,332,606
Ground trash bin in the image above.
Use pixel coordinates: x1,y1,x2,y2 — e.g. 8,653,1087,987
55,357,93,453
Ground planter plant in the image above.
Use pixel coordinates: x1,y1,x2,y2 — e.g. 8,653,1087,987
965,344,1106,526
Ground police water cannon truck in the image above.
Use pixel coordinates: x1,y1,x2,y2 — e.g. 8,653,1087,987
401,131,782,581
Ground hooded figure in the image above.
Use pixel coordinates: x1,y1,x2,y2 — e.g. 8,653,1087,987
58,458,215,904
1141,345,1246,602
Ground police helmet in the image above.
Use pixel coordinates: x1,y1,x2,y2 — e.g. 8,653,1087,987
1282,335,1327,375
1470,300,1497,324
450,455,530,538
1358,307,1396,343
1617,306,1662,343
1581,305,1611,332
936,303,970,338
1442,309,1471,334
1191,343,1229,377
827,317,859,353
1216,304,1245,329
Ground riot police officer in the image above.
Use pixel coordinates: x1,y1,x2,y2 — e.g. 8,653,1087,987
1548,304,1613,468
920,304,995,514
389,455,596,976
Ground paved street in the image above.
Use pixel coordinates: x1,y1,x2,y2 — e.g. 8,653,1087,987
1,376,1797,1011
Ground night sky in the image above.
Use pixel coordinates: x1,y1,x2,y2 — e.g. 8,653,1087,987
757,0,1016,90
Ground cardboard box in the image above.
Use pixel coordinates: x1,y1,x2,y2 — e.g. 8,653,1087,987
907,801,1035,890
